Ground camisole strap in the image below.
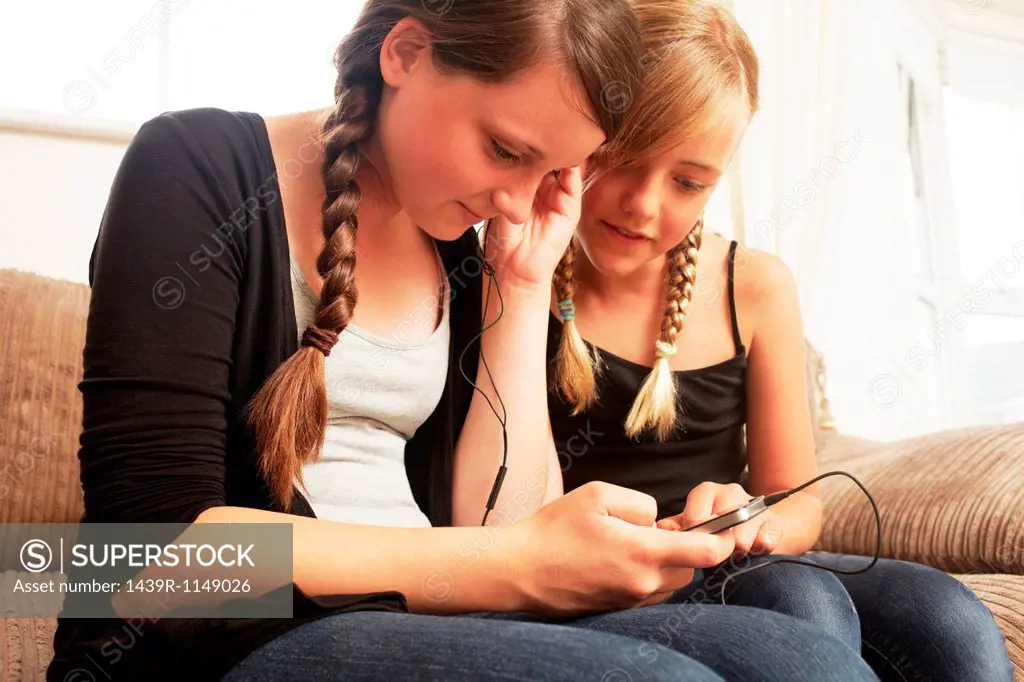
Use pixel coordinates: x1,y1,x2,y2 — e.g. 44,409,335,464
727,240,745,354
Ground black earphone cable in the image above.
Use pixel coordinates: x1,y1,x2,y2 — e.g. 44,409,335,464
453,229,882,569
715,470,883,605
456,223,509,526
453,231,883,583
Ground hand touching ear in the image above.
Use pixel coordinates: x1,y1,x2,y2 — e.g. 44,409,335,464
486,166,582,292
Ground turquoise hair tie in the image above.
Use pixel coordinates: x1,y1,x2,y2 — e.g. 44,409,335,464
557,299,575,322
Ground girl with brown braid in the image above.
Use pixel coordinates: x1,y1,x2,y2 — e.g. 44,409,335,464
546,2,1013,681
51,1,884,682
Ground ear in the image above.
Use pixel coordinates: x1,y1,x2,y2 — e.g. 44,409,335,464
380,17,434,88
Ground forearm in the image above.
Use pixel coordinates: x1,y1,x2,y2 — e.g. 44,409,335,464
767,490,822,555
452,278,557,526
194,505,527,614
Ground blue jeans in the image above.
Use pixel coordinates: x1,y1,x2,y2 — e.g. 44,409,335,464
221,604,879,681
668,551,1014,682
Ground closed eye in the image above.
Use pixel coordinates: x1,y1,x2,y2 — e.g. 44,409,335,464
676,177,707,193
491,139,523,165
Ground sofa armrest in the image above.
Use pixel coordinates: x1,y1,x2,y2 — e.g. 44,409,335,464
814,423,1024,574
0,269,88,524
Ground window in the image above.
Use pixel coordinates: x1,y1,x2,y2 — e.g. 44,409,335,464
943,87,1024,424
0,1,365,124
0,1,165,121
962,315,1024,423
900,67,948,430
167,1,363,116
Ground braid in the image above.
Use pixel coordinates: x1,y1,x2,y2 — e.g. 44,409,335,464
315,89,372,338
625,219,704,441
552,238,600,413
245,52,381,509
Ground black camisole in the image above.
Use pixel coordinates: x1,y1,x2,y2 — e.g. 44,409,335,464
546,241,748,519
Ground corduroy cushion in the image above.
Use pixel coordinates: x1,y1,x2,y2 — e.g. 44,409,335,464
0,615,56,682
0,269,88,525
0,570,64,682
952,574,1024,678
815,424,1024,574
0,270,89,681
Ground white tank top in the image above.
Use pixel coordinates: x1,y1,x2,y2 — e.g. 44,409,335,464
289,251,449,528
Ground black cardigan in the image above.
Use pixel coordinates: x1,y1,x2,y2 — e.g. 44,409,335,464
48,108,484,682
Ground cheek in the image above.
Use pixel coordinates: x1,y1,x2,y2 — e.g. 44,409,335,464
642,209,704,264
384,95,488,211
580,180,621,220
658,198,707,246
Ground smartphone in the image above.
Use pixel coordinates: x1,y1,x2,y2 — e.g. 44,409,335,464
681,496,769,534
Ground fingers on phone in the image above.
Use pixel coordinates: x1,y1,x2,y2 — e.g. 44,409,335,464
656,529,734,568
712,483,752,515
592,483,659,528
734,520,761,554
752,521,781,555
656,517,683,531
680,485,717,529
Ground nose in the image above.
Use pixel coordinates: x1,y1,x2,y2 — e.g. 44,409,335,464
492,173,546,225
621,173,660,224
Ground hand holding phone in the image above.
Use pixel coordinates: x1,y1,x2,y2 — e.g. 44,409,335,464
680,496,769,534
658,482,781,556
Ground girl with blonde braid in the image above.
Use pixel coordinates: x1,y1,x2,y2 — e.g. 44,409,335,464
547,2,1013,681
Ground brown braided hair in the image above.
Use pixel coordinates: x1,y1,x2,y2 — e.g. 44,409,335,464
245,0,645,509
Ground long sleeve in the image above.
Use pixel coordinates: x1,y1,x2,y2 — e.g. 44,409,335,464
78,112,252,524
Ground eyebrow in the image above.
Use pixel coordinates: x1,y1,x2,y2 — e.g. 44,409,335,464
515,139,547,163
525,142,546,161
492,126,547,163
676,160,722,175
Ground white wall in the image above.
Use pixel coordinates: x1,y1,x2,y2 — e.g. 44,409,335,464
0,126,128,284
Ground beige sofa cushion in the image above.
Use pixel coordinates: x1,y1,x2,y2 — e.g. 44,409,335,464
0,269,88,525
816,423,1024,574
0,616,55,682
953,574,1024,677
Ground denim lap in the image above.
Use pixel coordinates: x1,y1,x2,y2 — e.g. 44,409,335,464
814,552,1015,682
220,610,724,682
666,553,861,652
665,550,1014,682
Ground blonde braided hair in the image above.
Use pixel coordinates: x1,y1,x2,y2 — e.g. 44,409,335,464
550,220,704,441
552,237,601,413
624,219,703,440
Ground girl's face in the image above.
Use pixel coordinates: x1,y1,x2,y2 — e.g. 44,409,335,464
376,20,607,240
576,107,750,278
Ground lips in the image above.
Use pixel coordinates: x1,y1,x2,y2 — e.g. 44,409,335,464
459,202,486,224
601,220,651,241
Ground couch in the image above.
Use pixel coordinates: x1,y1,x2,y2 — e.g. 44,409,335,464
805,340,1024,678
1,267,1021,680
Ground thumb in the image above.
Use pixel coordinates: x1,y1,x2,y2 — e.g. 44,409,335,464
536,167,581,232
553,165,583,212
